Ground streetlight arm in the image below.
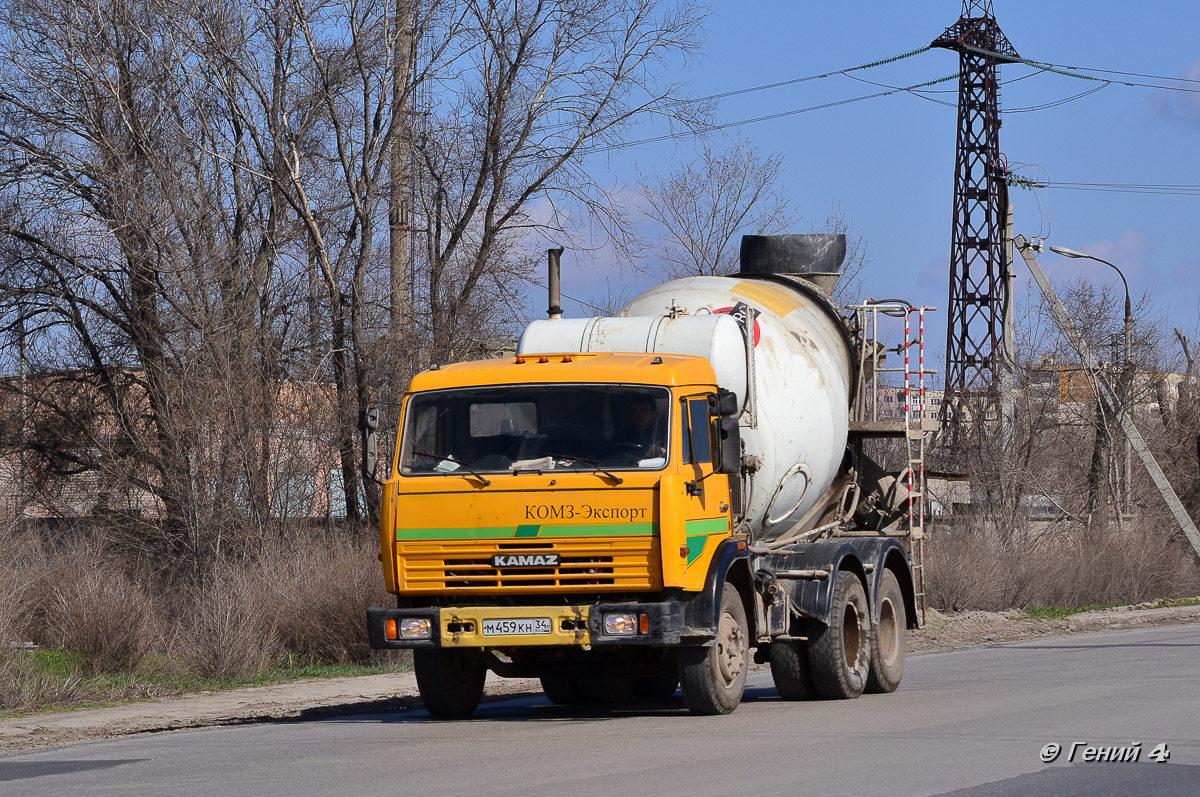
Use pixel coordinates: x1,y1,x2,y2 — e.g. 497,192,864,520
1048,245,1132,322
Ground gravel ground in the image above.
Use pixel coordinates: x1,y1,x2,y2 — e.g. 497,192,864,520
2,601,1198,756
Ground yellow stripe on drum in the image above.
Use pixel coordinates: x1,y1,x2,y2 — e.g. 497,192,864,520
731,279,804,318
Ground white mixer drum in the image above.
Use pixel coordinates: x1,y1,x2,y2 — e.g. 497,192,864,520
620,274,854,539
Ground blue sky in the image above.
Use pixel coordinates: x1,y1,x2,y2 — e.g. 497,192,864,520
542,1,1200,367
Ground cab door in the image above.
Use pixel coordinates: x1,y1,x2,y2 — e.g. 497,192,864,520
660,394,732,590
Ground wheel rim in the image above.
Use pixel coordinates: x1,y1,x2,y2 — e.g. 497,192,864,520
877,596,898,666
716,609,746,686
842,602,862,670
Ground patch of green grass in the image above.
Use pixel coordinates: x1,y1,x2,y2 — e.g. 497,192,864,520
1022,603,1120,620
1023,597,1200,620
1147,597,1200,610
0,653,410,719
25,647,86,677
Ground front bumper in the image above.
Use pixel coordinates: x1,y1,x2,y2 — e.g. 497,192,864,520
367,600,699,650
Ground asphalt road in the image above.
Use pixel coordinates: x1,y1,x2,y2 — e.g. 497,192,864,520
3,624,1199,797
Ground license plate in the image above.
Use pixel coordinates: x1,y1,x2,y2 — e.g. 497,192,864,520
482,617,552,636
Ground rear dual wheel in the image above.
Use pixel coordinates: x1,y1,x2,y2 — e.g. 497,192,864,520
769,640,817,700
866,569,906,693
543,670,675,705
798,570,907,700
807,571,871,699
539,674,585,705
634,671,680,701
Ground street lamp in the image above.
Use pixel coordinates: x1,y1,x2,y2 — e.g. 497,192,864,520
1048,244,1134,517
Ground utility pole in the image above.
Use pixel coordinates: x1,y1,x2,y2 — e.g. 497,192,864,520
1016,236,1200,561
932,0,1019,451
17,303,27,518
998,192,1016,451
389,0,414,373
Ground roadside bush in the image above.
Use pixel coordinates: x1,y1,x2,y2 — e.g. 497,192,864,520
0,525,45,653
30,540,160,675
269,535,392,665
1032,521,1199,607
926,517,1200,611
177,558,280,679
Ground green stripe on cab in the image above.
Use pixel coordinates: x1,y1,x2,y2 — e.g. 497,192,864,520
397,522,657,541
684,517,730,566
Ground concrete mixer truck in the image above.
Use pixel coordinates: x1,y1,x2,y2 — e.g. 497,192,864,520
364,234,929,717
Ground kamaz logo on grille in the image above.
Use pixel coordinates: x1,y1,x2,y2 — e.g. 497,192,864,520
492,553,560,567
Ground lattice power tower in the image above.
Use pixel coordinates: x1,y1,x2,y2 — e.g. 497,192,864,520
932,1,1018,440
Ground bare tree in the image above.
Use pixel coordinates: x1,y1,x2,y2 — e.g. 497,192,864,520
639,139,798,279
409,0,707,366
0,0,307,564
0,0,710,561
819,203,870,305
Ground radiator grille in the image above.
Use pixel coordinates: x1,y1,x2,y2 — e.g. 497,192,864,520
397,537,660,593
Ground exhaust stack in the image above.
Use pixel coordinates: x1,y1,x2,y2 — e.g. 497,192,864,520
547,247,564,320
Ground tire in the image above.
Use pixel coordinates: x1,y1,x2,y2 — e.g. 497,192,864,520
539,675,585,705
866,569,907,694
769,641,817,700
807,572,870,700
634,671,680,701
413,648,486,719
678,583,749,715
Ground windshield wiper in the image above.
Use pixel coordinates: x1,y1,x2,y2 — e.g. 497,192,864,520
410,451,491,487
542,453,624,485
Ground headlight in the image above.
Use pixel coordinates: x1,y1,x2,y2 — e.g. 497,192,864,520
603,613,637,636
400,618,433,639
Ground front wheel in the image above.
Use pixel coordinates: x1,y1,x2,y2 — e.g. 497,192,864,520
807,572,870,700
413,648,486,719
678,583,749,715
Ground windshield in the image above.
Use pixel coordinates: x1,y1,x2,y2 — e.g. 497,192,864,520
400,385,671,474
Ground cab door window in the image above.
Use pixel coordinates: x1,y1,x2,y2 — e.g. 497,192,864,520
681,397,712,465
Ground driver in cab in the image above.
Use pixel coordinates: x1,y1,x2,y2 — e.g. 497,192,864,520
623,395,666,460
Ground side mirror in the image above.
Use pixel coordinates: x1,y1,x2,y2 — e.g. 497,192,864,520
713,416,741,475
358,406,379,482
708,389,739,417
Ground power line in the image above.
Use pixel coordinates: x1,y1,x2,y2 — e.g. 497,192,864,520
521,276,607,314
1043,181,1200,197
845,68,1112,113
1031,61,1200,87
959,42,1200,94
690,45,932,103
590,74,957,154
1004,82,1111,112
580,42,1198,163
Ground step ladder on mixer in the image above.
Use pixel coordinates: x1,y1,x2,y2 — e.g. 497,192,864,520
848,301,937,626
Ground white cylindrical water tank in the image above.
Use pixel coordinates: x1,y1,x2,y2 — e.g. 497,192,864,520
518,313,748,405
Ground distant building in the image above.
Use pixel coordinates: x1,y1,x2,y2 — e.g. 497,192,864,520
0,371,352,523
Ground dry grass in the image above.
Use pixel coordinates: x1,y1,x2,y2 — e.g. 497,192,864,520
0,527,86,709
926,517,1200,612
0,525,402,713
38,544,161,675
269,536,392,665
172,533,391,677
176,558,279,679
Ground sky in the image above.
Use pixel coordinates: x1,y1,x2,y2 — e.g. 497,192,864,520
534,1,1200,372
